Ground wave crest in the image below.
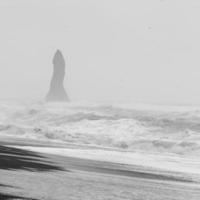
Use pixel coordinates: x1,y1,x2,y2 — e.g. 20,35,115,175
0,101,200,156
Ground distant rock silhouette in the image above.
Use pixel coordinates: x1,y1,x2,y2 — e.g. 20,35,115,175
46,50,69,102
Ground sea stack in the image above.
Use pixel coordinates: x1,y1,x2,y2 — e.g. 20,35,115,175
46,50,69,102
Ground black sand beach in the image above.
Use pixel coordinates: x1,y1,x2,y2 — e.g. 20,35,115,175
0,139,200,200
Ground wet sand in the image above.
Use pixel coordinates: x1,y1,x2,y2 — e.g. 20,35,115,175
0,139,200,200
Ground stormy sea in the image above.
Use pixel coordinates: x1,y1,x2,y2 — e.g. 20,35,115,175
1,100,200,199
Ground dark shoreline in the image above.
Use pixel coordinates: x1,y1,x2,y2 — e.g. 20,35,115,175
0,139,196,184
1,139,200,200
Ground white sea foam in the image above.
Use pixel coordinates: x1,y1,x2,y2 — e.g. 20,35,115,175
1,100,200,157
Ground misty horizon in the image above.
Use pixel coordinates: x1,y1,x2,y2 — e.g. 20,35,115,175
1,0,200,106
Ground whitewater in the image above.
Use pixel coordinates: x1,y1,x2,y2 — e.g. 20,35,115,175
1,100,200,176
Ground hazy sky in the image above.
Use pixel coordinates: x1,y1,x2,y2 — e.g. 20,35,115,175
1,0,200,105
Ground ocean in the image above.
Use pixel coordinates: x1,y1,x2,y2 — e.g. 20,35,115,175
1,100,200,199
1,100,200,157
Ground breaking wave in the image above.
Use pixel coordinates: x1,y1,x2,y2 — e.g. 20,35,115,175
1,100,200,156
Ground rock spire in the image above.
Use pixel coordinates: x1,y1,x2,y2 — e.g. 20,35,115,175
46,50,69,102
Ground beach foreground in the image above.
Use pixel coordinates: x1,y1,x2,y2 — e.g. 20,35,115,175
0,140,200,200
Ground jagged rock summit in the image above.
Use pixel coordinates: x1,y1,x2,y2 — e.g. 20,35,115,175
46,50,69,102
